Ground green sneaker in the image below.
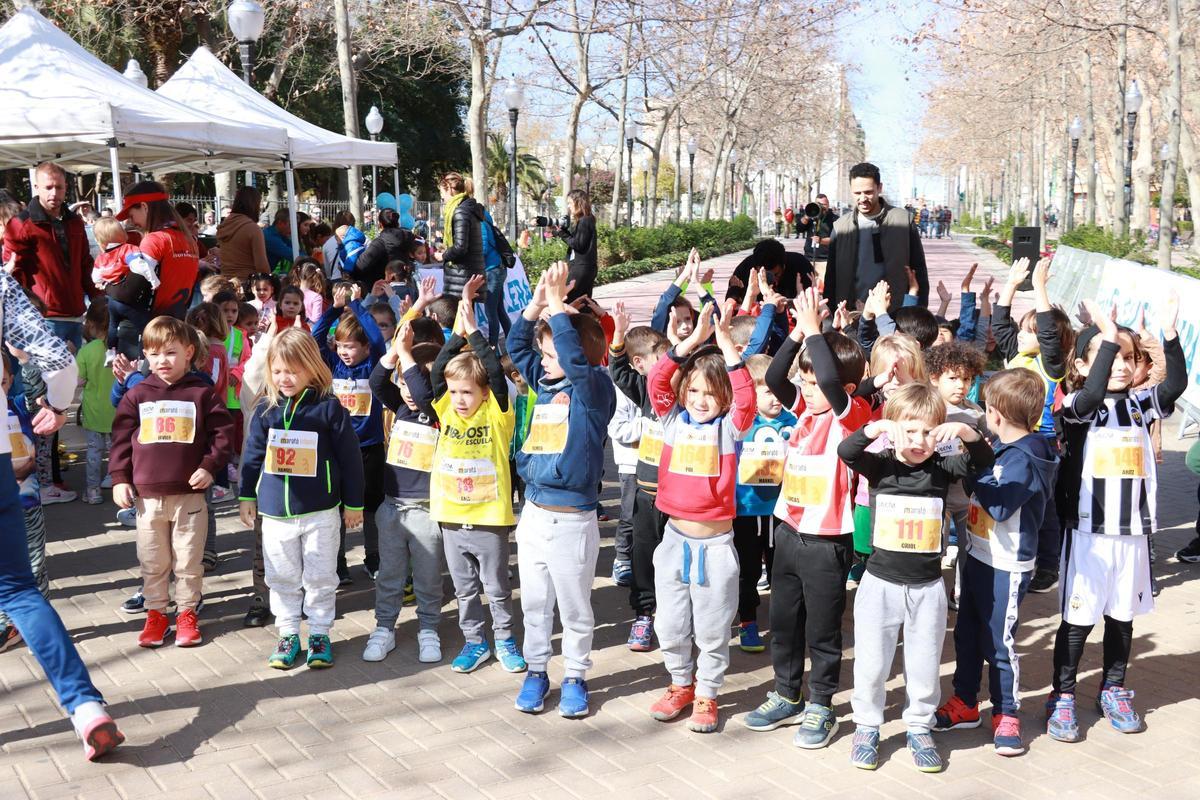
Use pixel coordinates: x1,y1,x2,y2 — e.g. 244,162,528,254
268,634,301,669
306,634,334,668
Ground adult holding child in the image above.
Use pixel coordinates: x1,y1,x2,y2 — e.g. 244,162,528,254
114,181,200,320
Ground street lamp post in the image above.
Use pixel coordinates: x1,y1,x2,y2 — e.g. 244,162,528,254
624,120,639,227
687,138,697,223
1067,115,1083,232
1160,142,1171,246
227,0,265,85
641,154,650,228
504,78,525,240
365,105,383,213
728,148,740,220
123,59,148,89
583,148,593,197
1123,79,1142,236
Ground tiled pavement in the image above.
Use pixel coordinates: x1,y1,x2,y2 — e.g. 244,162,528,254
1,235,1198,799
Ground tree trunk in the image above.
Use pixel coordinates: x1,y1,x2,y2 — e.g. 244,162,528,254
1159,0,1182,268
610,26,632,228
465,35,489,204
1112,11,1129,235
334,0,363,222
564,91,586,197
701,129,729,220
1131,100,1153,234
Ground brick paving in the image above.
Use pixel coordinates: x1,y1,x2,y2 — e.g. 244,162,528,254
1,234,1198,799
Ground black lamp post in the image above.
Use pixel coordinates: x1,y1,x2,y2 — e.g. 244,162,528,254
624,120,639,227
227,0,265,85
504,78,525,239
1123,79,1142,236
641,155,649,228
1067,116,1083,232
727,148,740,220
365,106,383,210
583,148,593,197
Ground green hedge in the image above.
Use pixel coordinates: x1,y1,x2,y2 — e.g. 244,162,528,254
524,238,762,288
521,216,758,275
1056,224,1151,264
972,236,1012,264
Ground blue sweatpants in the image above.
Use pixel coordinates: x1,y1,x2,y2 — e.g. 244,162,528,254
0,454,103,714
951,555,1031,716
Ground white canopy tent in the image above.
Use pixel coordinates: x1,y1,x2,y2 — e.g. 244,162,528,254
0,7,291,205
159,47,401,257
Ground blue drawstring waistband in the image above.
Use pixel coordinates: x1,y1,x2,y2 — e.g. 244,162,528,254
680,540,708,586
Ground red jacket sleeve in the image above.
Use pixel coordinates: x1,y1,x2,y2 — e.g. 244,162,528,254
727,365,757,435
647,351,680,418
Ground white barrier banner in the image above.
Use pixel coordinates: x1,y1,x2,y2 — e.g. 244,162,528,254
1052,245,1200,410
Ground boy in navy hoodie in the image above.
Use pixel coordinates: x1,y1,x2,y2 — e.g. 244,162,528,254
934,368,1058,756
313,282,387,582
507,261,616,718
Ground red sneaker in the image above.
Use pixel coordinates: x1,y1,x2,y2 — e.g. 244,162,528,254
687,697,719,733
649,684,696,721
80,714,125,761
933,694,981,731
175,609,201,647
138,609,170,647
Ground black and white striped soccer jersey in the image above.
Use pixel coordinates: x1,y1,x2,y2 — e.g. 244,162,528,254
1059,387,1166,537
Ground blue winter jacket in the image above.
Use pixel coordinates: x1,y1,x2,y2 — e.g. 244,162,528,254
965,433,1058,573
507,313,616,510
312,300,387,447
263,225,293,272
238,388,365,518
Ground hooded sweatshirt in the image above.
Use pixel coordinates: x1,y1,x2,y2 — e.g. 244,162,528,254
965,433,1059,573
109,372,234,496
215,213,270,282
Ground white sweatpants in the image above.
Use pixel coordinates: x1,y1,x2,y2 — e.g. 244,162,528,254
262,508,341,637
653,524,738,698
516,503,600,678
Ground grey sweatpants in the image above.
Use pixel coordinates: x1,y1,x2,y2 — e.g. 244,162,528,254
851,571,947,733
653,524,739,698
442,523,514,644
376,497,444,631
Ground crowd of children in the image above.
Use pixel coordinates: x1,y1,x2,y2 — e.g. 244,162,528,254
6,226,1195,774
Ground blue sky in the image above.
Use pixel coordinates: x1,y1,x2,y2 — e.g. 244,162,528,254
837,1,947,202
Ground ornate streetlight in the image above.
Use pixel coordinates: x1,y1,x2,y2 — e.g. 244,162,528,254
227,0,266,85
583,147,593,197
123,59,148,89
504,77,525,239
365,105,384,211
624,119,640,227
687,137,698,223
1067,116,1083,232
1123,79,1142,235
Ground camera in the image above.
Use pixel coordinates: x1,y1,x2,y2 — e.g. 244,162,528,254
534,215,571,230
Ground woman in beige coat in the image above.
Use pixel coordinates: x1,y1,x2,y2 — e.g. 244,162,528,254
215,186,269,285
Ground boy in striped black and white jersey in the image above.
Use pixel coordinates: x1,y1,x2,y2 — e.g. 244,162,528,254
1047,295,1187,744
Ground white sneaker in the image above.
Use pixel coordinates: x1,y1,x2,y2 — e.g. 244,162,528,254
417,629,442,663
40,485,77,505
942,545,959,570
362,627,395,662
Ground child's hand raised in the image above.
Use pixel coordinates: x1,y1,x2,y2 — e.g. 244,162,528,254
462,273,485,305
831,301,851,332
666,306,684,346
792,286,826,337
864,280,890,320
961,263,978,293
1157,290,1179,338
542,261,570,312
1082,298,1117,340
396,320,415,353
612,301,631,342
1006,257,1030,288
905,265,919,295
1031,257,1052,289
713,298,741,362
936,280,951,305
415,275,439,311
677,302,716,356
332,283,350,309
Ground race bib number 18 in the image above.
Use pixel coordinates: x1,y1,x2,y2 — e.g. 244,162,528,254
437,458,499,504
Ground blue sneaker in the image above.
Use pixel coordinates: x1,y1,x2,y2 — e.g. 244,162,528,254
120,590,145,614
558,677,589,718
792,703,837,749
907,731,944,773
850,726,880,770
115,507,137,528
1097,685,1142,733
1045,692,1081,742
744,691,803,731
515,671,550,713
738,622,765,653
450,641,491,673
628,616,654,652
612,559,632,587
495,638,527,673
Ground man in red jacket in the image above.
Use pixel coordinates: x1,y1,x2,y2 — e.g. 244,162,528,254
3,162,97,349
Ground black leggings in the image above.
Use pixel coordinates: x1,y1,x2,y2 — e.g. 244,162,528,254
732,515,773,623
1052,616,1134,694
337,441,385,574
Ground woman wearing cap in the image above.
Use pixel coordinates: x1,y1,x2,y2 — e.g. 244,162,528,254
115,181,200,319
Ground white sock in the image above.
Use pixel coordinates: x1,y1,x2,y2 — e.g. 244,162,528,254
70,701,107,737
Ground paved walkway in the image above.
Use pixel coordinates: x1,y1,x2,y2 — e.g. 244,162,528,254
1,235,1198,799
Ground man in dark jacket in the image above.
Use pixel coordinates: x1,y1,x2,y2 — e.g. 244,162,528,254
725,238,814,301
823,162,929,313
795,193,838,261
354,209,411,287
3,162,97,348
437,196,486,301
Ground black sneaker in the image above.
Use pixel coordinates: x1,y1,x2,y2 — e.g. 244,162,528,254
121,591,145,614
363,553,380,581
1175,537,1200,563
243,596,273,628
1028,568,1058,594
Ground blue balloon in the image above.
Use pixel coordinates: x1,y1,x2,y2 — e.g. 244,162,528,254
375,192,397,211
397,193,415,211
400,213,415,228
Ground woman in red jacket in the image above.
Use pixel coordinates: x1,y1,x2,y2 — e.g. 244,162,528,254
115,182,200,320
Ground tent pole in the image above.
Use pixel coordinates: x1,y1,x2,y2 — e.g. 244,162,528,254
284,160,300,259
27,167,36,194
108,141,123,209
394,164,401,208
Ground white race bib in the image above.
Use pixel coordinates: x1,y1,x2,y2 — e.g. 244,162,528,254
138,401,197,444
386,421,438,472
264,428,319,477
738,440,787,486
437,457,499,505
6,414,31,464
1090,429,1146,479
637,418,664,466
780,451,831,507
333,378,373,417
873,495,944,554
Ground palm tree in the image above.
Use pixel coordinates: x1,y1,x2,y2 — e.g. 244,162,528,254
486,132,546,205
